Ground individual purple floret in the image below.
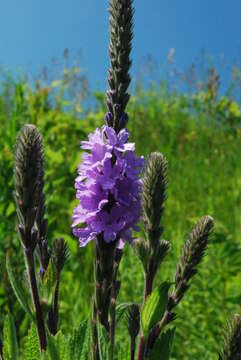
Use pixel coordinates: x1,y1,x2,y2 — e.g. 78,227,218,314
72,125,144,248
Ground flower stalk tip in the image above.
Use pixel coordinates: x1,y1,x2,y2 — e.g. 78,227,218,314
14,124,47,351
219,314,241,360
106,0,133,132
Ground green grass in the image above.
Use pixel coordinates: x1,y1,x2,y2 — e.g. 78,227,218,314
0,73,240,359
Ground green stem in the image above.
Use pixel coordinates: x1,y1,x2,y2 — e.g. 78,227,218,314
25,249,47,351
137,271,154,360
130,338,136,360
91,301,100,360
137,335,146,360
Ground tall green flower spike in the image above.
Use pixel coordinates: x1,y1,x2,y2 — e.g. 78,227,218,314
105,0,133,132
14,124,47,351
219,314,241,360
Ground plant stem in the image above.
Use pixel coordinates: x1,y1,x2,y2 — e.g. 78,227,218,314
25,249,47,351
109,296,116,347
91,301,100,360
144,272,153,300
48,274,60,335
137,272,154,360
53,275,60,326
0,338,3,360
109,282,118,353
131,338,136,360
109,250,122,351
146,309,170,355
137,335,146,360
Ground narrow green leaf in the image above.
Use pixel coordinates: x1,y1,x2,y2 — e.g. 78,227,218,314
149,328,176,360
23,325,40,360
6,255,35,322
141,282,171,338
3,313,18,360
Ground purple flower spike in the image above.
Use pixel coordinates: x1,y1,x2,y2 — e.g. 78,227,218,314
105,112,113,126
73,125,144,248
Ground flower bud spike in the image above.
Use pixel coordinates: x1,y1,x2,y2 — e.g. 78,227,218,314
52,238,68,274
14,125,43,247
106,0,133,132
173,215,214,304
142,152,168,244
219,314,241,360
14,125,47,351
126,304,140,360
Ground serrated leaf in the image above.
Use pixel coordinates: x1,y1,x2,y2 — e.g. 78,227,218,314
6,255,35,322
149,328,175,360
117,344,130,360
42,259,57,298
3,313,18,360
23,325,40,360
98,323,112,360
115,303,132,324
46,331,69,360
68,320,90,360
141,282,171,338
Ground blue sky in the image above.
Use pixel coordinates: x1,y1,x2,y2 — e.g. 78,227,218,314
0,0,240,92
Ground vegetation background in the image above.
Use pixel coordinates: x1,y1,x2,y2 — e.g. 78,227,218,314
0,52,240,359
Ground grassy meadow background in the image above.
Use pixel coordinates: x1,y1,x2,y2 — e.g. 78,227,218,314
0,56,241,359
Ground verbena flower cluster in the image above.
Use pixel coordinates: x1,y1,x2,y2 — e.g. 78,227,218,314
72,125,144,248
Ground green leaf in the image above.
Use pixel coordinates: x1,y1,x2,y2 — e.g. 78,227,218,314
42,259,57,299
149,328,175,360
6,255,35,322
5,202,15,217
115,303,132,325
23,325,40,360
46,332,69,360
68,320,90,360
117,344,130,360
141,282,171,338
3,313,18,360
98,323,112,360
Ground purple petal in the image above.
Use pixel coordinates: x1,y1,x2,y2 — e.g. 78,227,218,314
118,129,129,144
104,126,117,145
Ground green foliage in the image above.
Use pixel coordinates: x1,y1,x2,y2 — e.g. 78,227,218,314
6,255,35,322
149,328,176,360
115,303,133,324
46,331,69,360
23,326,40,360
68,320,90,360
20,321,90,360
0,66,241,359
141,282,171,338
3,313,18,360
42,259,57,299
97,324,113,360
